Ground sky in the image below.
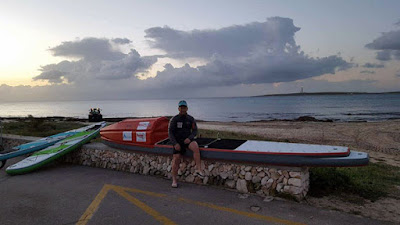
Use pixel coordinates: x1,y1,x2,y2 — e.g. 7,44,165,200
0,0,399,101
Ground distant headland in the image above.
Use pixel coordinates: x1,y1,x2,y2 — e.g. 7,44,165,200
254,91,400,97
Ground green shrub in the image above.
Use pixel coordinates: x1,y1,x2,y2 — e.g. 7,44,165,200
3,118,84,137
309,163,400,201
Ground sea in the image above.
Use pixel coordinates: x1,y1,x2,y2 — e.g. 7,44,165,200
0,93,399,122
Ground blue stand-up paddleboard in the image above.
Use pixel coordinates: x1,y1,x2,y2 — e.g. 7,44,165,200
0,122,104,169
6,122,105,175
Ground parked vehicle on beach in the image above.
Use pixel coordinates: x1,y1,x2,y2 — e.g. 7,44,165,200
89,108,103,122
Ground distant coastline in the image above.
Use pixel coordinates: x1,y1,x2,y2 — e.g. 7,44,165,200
1,93,399,122
254,91,400,97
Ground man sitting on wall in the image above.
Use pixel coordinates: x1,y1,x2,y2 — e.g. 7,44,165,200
168,100,204,188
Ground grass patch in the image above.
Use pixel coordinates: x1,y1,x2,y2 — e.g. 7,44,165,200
309,163,400,202
3,116,84,137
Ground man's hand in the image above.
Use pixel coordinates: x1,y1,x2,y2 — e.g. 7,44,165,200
184,138,191,144
174,144,181,151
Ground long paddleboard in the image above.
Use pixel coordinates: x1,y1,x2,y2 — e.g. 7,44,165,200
6,122,106,175
0,123,99,169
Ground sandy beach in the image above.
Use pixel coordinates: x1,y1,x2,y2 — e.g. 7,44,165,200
198,119,400,223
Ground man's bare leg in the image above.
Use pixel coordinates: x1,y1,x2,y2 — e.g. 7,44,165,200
172,154,181,186
189,141,202,171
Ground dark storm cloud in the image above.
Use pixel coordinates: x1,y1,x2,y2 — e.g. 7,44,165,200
49,37,126,61
365,30,400,50
393,50,400,60
33,38,158,83
33,60,82,83
32,70,66,83
145,17,351,86
145,17,301,59
366,30,400,61
20,17,356,101
376,50,392,61
111,38,132,44
95,50,158,80
148,53,350,88
362,63,384,68
360,70,375,74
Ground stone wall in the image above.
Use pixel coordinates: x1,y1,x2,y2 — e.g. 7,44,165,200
62,142,310,200
1,135,310,199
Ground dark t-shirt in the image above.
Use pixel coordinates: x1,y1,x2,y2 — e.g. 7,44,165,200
168,114,198,145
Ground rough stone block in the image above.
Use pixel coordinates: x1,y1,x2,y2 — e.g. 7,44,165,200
236,179,248,193
289,171,301,178
288,178,302,187
283,186,302,195
245,172,252,181
225,180,236,189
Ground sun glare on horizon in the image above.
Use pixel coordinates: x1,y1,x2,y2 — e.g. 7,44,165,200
0,27,24,68
0,21,61,87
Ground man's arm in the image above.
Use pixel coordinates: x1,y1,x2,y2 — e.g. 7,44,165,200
168,116,178,145
188,117,198,141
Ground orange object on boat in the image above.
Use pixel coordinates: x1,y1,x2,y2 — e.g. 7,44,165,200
100,117,169,148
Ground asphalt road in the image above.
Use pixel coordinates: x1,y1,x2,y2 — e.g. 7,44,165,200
0,156,392,225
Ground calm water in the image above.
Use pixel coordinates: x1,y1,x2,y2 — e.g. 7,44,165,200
0,94,399,122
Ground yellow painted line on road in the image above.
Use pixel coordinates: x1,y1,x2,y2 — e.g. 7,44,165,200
114,188,177,225
77,184,305,225
76,184,111,225
108,184,167,198
178,197,306,225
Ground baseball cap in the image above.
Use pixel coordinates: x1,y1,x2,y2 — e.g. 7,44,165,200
178,100,188,107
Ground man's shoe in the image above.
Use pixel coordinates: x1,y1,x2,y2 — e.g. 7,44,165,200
171,182,178,188
194,170,205,178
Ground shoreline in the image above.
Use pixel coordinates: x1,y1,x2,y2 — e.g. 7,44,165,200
2,115,400,123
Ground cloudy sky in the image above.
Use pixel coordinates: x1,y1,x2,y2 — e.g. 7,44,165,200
1,0,399,101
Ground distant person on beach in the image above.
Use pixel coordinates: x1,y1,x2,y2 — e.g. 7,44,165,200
168,100,204,188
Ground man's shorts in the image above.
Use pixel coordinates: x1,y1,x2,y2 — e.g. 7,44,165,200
173,141,189,155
